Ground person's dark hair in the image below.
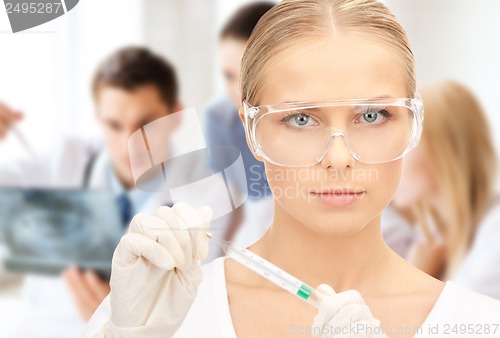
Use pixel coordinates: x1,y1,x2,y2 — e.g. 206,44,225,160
92,46,178,108
221,2,275,41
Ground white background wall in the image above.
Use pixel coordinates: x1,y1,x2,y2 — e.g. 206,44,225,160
386,0,500,157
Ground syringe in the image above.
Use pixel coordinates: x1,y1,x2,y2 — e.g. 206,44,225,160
206,232,328,309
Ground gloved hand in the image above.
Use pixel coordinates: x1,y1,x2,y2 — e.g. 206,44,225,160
99,202,212,338
312,285,388,338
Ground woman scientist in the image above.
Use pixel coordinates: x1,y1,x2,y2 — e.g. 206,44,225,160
84,1,500,337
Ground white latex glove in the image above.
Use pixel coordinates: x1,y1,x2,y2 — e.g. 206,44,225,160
312,284,388,338
97,202,212,338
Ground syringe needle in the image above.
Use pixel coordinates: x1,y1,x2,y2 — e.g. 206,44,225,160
206,232,230,251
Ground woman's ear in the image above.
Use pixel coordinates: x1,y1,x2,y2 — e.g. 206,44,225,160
239,106,264,163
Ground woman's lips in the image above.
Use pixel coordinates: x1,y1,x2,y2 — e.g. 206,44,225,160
310,190,366,207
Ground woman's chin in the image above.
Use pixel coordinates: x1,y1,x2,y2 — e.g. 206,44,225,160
301,216,369,237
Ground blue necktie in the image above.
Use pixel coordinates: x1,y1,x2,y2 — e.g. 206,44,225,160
117,193,133,229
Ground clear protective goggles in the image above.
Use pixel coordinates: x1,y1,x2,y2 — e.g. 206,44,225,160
243,97,424,167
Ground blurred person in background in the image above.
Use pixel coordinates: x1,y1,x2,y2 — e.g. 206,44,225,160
204,2,275,248
382,80,500,299
0,46,181,334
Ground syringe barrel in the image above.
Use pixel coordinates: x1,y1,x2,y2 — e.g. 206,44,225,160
225,242,331,309
226,243,303,289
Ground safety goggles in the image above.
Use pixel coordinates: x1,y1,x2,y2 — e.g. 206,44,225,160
243,97,424,167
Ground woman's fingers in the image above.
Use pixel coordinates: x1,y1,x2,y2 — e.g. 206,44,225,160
114,232,176,270
155,205,194,269
128,213,185,268
173,203,212,261
122,204,213,272
192,206,212,260
313,289,366,330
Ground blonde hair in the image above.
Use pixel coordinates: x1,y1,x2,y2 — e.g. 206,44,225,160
240,0,416,105
416,80,497,278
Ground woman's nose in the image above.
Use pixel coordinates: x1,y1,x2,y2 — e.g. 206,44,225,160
319,135,356,170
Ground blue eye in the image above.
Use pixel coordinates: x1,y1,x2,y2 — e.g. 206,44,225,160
282,113,316,128
294,114,309,126
359,109,392,125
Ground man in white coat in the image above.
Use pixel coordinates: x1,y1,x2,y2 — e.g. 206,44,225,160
0,46,184,336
